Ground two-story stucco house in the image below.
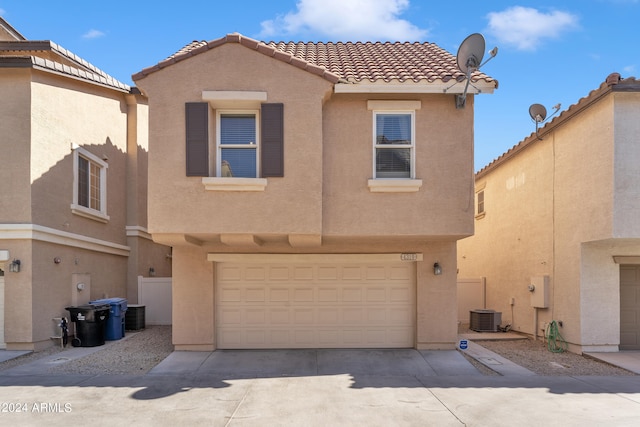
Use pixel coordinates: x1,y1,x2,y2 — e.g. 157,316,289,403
458,73,640,353
133,33,497,351
0,18,171,350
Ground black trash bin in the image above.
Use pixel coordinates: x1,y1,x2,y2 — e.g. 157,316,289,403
65,303,110,347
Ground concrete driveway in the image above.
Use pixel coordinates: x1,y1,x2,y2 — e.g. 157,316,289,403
1,349,639,426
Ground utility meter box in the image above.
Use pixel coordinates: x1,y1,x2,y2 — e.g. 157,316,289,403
530,275,549,308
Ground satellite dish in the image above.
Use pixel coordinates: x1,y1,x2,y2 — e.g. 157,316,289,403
528,103,561,139
453,33,498,108
457,33,486,75
529,104,547,123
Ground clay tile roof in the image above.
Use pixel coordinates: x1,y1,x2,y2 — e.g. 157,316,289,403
132,33,497,88
476,72,640,177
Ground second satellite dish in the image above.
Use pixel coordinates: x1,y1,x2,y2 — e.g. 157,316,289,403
529,104,547,123
528,103,561,139
454,33,497,108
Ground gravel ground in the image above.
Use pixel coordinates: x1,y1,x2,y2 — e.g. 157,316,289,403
0,326,173,375
0,326,636,376
467,337,636,376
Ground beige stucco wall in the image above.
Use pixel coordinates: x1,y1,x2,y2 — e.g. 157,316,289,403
30,73,129,245
323,94,474,237
137,43,474,241
613,92,640,238
138,43,332,238
458,87,640,352
1,66,170,349
0,69,32,222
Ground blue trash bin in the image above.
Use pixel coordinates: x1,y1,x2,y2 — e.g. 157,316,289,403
89,298,127,340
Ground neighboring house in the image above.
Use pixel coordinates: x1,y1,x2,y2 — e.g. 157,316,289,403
457,73,640,353
132,33,497,350
0,18,171,350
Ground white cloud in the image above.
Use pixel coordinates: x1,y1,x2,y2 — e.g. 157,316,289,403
259,0,427,41
485,6,579,51
622,64,636,75
82,29,105,39
0,8,6,16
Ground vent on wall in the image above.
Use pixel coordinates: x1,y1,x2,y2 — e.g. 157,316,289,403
470,309,502,332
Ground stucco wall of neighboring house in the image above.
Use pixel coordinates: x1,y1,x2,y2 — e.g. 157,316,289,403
458,85,640,352
0,68,32,222
613,92,640,238
458,132,555,337
1,64,170,349
30,72,130,245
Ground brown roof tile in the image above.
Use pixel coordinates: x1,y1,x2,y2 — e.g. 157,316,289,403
132,33,497,88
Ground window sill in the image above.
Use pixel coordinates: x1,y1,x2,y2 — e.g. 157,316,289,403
367,179,422,193
475,212,486,220
71,204,110,223
202,177,267,192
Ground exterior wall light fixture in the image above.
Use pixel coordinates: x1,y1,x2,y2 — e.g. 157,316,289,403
9,259,21,273
433,262,442,276
149,267,155,277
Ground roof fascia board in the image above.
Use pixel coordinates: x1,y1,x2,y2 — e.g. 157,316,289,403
0,56,130,93
334,81,496,94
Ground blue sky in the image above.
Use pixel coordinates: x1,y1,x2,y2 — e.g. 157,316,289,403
2,0,638,170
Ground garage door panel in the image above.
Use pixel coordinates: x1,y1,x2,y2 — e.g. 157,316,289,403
366,266,386,280
245,288,265,302
220,287,242,302
294,309,314,324
318,308,340,324
318,288,339,302
318,266,338,280
216,261,415,349
343,288,362,302
293,288,314,302
366,288,386,302
343,308,363,323
246,309,266,324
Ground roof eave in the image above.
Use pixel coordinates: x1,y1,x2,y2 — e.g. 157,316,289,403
334,80,497,94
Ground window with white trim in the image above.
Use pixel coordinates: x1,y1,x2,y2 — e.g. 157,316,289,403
71,146,109,222
373,111,415,179
217,110,259,178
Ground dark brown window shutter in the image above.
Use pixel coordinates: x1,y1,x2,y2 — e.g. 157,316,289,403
185,102,209,176
261,103,284,177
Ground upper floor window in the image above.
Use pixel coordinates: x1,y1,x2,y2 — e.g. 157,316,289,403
186,100,283,191
71,146,109,222
373,111,415,179
217,111,259,178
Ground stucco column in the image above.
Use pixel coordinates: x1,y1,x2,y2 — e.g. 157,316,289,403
416,241,458,350
172,244,215,351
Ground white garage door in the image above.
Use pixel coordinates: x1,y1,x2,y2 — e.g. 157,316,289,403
215,260,415,349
